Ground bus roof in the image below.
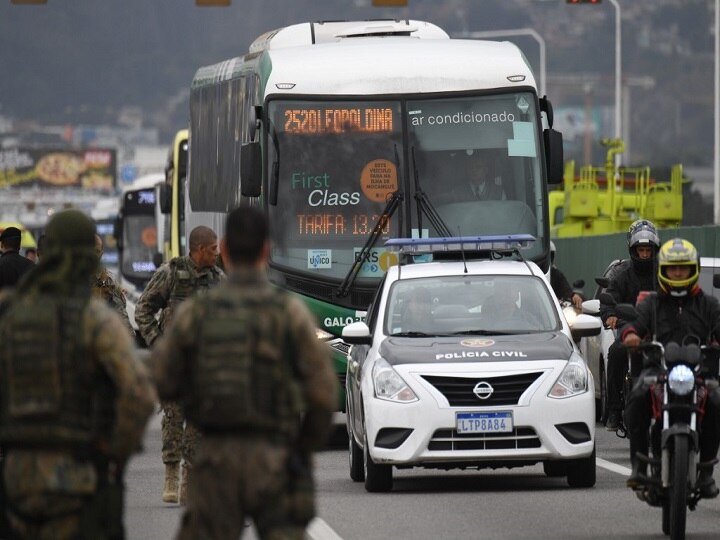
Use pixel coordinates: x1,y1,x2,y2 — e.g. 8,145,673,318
192,22,535,96
120,173,164,194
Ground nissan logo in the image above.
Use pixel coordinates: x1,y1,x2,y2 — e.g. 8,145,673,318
473,381,494,400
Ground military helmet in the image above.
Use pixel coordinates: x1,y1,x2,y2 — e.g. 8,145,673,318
657,238,700,296
44,209,96,254
627,219,660,261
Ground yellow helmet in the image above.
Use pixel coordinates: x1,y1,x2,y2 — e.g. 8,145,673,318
657,238,699,296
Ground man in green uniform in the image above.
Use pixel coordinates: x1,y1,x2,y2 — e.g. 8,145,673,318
0,209,156,540
151,206,337,539
93,234,134,336
134,225,224,504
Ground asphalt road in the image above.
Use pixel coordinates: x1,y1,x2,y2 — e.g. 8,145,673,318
125,415,720,539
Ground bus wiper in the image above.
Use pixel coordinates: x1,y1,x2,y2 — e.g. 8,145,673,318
337,189,403,298
411,146,452,237
337,145,404,298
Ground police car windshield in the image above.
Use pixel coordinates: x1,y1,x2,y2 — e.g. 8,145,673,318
384,275,560,336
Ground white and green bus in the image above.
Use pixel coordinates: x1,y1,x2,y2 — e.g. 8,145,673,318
187,19,564,408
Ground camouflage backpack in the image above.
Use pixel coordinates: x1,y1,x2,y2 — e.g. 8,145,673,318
0,294,109,447
184,284,304,439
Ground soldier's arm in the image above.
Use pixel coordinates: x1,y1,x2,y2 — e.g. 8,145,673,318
150,299,198,401
134,264,172,345
287,296,338,452
87,300,157,462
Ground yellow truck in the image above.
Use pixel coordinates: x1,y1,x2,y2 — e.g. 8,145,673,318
550,138,683,238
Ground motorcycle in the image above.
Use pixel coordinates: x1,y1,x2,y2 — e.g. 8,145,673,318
615,299,720,539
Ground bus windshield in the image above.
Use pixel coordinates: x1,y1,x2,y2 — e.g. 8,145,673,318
267,100,404,281
120,188,158,287
267,92,546,281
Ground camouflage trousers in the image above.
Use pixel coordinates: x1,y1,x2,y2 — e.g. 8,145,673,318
161,400,199,465
1,450,122,540
177,436,315,540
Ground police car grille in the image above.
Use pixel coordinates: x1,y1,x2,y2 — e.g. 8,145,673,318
421,372,543,406
428,427,541,451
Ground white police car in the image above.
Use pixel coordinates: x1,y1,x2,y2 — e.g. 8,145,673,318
343,236,602,492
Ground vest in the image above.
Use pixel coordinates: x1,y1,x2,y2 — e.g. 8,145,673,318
184,284,304,438
160,256,221,331
0,295,107,448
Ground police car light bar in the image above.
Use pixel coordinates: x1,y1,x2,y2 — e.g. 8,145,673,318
384,234,536,253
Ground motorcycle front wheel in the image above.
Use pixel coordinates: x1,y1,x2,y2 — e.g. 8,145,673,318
669,435,689,540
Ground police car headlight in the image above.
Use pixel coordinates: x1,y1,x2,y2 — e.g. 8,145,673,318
549,353,588,398
668,364,695,396
372,358,418,403
315,328,334,341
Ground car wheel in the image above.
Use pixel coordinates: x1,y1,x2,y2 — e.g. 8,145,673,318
363,427,392,492
566,445,596,488
543,461,567,477
348,409,364,482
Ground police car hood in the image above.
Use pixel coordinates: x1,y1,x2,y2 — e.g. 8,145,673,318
379,332,574,365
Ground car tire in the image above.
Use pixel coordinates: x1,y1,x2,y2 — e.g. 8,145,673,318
348,413,364,482
543,461,567,477
363,429,393,493
566,445,596,488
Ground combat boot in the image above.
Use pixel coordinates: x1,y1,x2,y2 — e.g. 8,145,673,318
162,462,180,503
179,462,191,505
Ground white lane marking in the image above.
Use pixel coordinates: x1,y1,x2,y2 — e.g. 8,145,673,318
597,457,631,476
306,517,344,540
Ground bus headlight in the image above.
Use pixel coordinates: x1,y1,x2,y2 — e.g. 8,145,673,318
315,328,334,341
668,364,694,396
372,358,418,403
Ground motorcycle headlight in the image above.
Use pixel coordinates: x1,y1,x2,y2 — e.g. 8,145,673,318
372,358,418,403
667,364,695,396
549,353,588,398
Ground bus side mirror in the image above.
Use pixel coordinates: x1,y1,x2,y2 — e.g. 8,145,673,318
544,128,564,185
159,183,172,214
114,216,124,250
240,142,262,197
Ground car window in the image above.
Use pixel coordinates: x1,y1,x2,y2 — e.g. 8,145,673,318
365,275,386,332
699,263,720,301
384,275,561,336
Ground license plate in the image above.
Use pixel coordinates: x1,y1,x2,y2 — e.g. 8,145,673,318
456,411,513,434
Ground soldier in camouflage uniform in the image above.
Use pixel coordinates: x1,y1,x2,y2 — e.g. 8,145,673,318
151,207,337,539
93,234,134,336
134,225,224,505
0,209,156,540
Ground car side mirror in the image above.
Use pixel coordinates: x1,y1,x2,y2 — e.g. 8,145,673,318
570,313,602,341
582,299,600,315
342,321,372,346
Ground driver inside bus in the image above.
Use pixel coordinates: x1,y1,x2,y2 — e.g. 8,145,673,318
464,150,507,201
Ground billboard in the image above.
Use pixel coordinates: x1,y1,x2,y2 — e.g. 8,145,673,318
0,147,117,190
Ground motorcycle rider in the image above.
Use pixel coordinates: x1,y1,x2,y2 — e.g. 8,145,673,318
549,241,583,309
600,219,660,430
622,238,720,498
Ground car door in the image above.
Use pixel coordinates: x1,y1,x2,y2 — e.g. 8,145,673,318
348,275,385,438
